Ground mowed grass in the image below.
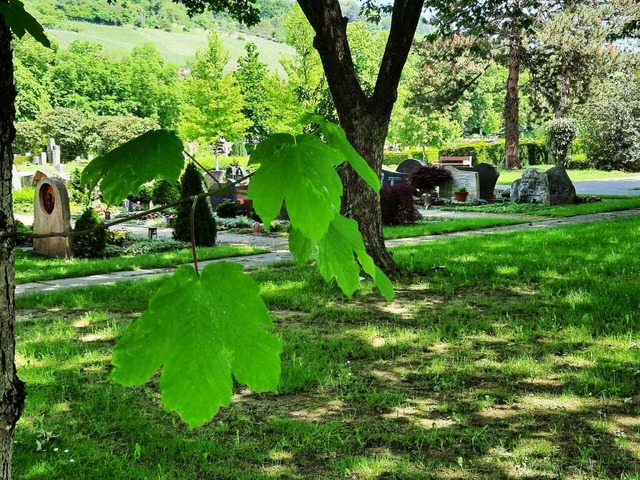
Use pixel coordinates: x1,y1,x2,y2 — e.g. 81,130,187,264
14,215,640,479
439,196,640,217
497,165,640,185
15,244,265,284
48,21,294,73
384,217,527,239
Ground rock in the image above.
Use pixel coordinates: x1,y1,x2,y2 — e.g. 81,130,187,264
545,166,576,205
511,169,550,205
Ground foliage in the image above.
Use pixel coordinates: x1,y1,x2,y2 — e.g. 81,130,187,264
408,165,452,192
68,168,92,206
230,141,247,157
216,199,239,218
151,179,180,206
546,118,578,167
111,262,282,427
380,183,420,226
0,0,50,47
36,107,87,160
13,119,42,153
85,115,159,156
81,129,185,205
579,74,640,172
235,42,270,140
178,32,250,144
73,208,106,258
173,163,217,247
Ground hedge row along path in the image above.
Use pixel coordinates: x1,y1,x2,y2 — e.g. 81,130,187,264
15,208,640,298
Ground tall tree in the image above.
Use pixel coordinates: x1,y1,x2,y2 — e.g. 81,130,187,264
235,42,270,140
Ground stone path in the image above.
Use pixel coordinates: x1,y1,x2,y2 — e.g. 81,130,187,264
15,208,640,298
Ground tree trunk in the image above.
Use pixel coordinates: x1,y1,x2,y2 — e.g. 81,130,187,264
0,13,24,480
340,110,397,273
296,0,424,274
504,22,522,170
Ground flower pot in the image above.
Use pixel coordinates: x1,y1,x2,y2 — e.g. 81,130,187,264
454,191,469,202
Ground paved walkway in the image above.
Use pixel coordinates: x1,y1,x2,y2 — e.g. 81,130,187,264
15,208,640,298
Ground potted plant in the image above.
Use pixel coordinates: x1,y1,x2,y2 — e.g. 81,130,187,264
454,186,469,202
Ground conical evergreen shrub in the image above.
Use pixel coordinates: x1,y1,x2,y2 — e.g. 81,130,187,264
173,163,217,246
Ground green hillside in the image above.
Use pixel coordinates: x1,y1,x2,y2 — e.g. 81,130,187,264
47,21,294,74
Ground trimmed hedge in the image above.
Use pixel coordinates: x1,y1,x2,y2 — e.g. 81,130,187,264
383,148,439,166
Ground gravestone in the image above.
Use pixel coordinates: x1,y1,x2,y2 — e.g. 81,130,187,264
225,166,247,182
209,180,237,211
46,138,61,167
39,152,47,166
439,166,480,201
511,169,550,205
33,176,73,258
381,169,408,188
396,158,425,174
472,163,500,201
11,165,21,191
546,166,576,205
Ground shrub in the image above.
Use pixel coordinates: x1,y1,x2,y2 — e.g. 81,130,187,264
380,183,420,226
151,179,180,206
231,141,247,156
173,163,217,246
85,115,159,156
14,120,43,154
14,220,32,247
579,75,640,172
546,118,578,167
216,199,239,218
37,108,88,161
408,165,452,193
127,185,153,204
68,168,93,206
73,208,106,258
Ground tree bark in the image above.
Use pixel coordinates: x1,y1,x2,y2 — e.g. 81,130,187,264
297,0,424,272
504,21,522,170
0,12,24,480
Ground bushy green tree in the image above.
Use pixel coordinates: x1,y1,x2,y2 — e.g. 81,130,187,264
579,75,640,172
36,107,88,160
84,115,159,156
546,118,578,167
178,32,249,144
152,179,180,205
13,120,43,153
173,163,217,246
73,208,106,258
236,42,270,140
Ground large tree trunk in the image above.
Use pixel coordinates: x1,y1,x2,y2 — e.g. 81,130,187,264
0,13,24,480
504,22,522,170
297,0,424,273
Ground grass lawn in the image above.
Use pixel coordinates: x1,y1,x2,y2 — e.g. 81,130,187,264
497,165,640,185
384,217,528,239
439,196,640,217
15,244,266,284
13,215,640,479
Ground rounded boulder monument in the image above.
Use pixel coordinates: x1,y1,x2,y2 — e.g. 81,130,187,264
33,176,73,258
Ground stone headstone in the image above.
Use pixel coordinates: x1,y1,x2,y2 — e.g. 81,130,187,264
11,165,21,191
46,138,57,164
33,177,73,258
225,166,247,181
209,180,237,211
546,166,576,205
439,166,480,201
511,168,550,205
123,199,132,212
381,169,408,188
473,163,500,201
39,152,47,166
52,146,61,167
396,158,425,174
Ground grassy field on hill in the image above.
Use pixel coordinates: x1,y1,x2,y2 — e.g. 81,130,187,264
48,21,294,74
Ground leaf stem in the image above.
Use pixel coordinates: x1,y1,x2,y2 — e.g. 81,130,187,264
190,195,199,277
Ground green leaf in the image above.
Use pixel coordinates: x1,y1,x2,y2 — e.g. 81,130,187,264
301,113,380,195
247,133,343,241
81,130,184,205
0,0,50,47
111,263,281,428
289,215,394,301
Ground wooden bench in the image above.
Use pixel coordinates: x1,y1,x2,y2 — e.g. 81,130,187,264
437,156,473,167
